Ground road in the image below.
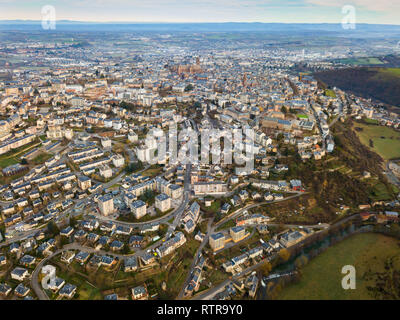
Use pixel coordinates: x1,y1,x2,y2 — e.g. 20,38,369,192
177,216,214,299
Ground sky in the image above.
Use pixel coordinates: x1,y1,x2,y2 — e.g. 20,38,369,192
0,0,399,24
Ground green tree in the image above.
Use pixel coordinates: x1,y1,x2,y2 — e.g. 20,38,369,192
47,221,60,236
184,84,194,92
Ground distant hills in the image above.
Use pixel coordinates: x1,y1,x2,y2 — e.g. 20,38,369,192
0,21,400,34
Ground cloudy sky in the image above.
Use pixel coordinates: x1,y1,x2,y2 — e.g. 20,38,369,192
0,0,399,24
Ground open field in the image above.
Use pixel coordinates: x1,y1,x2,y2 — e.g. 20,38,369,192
324,89,336,97
337,57,384,65
278,233,400,300
354,122,400,160
31,152,53,165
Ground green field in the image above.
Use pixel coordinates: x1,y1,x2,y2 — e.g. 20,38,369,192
297,114,309,119
338,57,384,66
354,122,400,160
324,89,336,98
377,68,400,78
278,233,400,300
31,152,53,165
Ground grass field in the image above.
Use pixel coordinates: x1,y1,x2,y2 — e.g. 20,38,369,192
297,114,309,119
376,68,400,78
278,233,400,300
325,89,336,98
354,122,400,160
31,152,53,165
338,57,384,65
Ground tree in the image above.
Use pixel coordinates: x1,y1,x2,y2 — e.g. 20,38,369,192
260,260,272,276
69,216,77,228
278,248,290,263
294,254,309,270
20,158,28,165
47,221,60,236
184,84,194,92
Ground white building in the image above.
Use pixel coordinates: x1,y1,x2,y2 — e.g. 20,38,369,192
155,193,171,213
98,194,114,216
112,154,125,168
131,200,147,219
99,165,112,179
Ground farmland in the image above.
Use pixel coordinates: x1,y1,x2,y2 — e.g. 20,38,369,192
278,233,400,300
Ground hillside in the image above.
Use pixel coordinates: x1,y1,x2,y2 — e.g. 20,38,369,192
314,67,400,108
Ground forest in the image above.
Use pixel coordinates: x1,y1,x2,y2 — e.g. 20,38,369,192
314,67,400,108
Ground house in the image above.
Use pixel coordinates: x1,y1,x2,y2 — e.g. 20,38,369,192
105,293,119,300
221,203,231,214
100,222,116,232
48,277,66,292
140,253,156,265
155,232,186,257
279,230,307,247
116,225,132,236
141,223,159,234
11,267,29,281
98,236,111,247
87,233,100,243
230,195,240,207
75,251,90,264
110,240,124,251
0,283,12,296
60,226,74,237
10,242,21,254
74,229,88,241
230,176,239,184
385,211,399,221
238,189,249,201
100,255,117,268
131,285,149,300
59,283,77,299
124,256,138,272
20,255,36,266
264,192,274,201
14,283,30,297
0,255,6,266
61,251,76,264
290,179,303,191
129,235,144,248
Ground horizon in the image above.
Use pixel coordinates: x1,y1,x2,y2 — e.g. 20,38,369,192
1,0,400,25
0,20,400,26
